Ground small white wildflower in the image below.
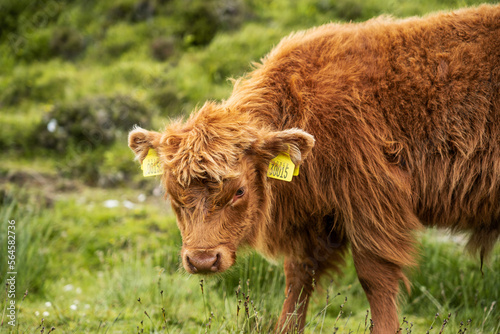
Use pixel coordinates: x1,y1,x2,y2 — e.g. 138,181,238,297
63,284,74,291
138,193,146,202
70,304,77,311
76,287,82,294
153,186,162,197
103,199,119,208
84,304,90,310
45,302,52,307
47,119,57,133
122,200,135,209
43,311,50,317
35,311,40,316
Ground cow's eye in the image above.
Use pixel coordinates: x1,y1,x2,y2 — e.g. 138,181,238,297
234,187,245,200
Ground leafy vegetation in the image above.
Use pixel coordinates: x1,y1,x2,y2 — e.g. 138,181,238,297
1,0,498,332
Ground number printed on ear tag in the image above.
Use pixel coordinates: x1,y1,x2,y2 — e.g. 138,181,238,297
267,153,295,182
141,148,163,177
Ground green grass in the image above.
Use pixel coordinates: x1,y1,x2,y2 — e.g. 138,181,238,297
1,186,499,333
1,0,499,332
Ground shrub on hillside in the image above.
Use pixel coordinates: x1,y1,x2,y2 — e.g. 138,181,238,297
320,0,365,22
150,84,186,113
106,0,155,23
213,0,253,31
176,0,252,47
0,67,68,107
9,28,53,62
132,0,155,22
106,2,135,23
0,116,38,152
99,23,145,59
179,2,219,47
36,95,153,153
0,71,34,106
50,27,86,60
150,36,176,61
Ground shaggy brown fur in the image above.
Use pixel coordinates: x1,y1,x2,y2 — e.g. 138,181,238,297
129,5,500,333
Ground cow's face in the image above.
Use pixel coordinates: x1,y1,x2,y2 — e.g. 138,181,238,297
165,154,264,274
128,105,314,274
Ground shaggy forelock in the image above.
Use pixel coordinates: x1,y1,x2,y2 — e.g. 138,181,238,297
159,104,256,187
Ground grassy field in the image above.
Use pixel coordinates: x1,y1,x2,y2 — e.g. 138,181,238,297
1,179,499,333
1,0,499,333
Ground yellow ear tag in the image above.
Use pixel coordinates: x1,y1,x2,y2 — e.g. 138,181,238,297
293,163,300,176
267,153,298,182
141,148,163,177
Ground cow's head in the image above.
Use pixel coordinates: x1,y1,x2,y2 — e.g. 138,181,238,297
128,103,314,274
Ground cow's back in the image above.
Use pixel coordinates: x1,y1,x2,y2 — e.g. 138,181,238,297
227,4,500,259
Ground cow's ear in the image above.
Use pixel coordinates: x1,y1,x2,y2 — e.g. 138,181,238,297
254,128,315,166
128,126,162,163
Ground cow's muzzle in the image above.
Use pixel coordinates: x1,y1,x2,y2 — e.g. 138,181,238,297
182,245,235,274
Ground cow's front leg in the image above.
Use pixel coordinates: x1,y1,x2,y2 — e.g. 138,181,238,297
276,258,314,333
353,249,406,334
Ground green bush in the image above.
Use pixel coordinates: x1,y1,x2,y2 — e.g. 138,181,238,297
0,0,64,44
328,0,365,21
0,112,39,152
0,66,69,107
131,0,155,22
106,0,155,23
102,23,141,59
178,1,219,47
0,0,27,39
106,2,136,23
0,69,34,106
53,138,139,187
36,94,153,153
150,36,176,61
50,26,86,60
93,21,156,62
150,83,186,113
11,27,53,62
2,0,66,62
198,23,285,84
33,95,153,185
52,143,134,187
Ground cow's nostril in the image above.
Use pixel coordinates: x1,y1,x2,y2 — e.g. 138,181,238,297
210,253,221,272
186,256,198,273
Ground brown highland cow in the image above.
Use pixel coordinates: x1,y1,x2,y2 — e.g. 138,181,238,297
129,5,500,333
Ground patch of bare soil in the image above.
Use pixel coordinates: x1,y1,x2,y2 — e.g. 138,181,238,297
0,170,81,207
